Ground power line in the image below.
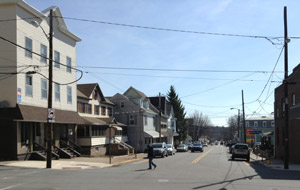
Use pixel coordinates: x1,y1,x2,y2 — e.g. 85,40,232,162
85,71,269,82
55,16,298,45
77,66,283,74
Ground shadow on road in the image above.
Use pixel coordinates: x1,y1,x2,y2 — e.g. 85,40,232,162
133,168,151,172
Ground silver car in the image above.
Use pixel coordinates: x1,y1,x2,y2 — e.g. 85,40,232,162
167,144,176,155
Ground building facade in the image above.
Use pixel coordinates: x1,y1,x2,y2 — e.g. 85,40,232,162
0,0,81,160
275,64,300,164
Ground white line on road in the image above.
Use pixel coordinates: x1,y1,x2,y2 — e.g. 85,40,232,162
0,182,28,190
158,179,169,183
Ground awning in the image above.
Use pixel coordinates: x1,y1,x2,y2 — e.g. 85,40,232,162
262,131,274,136
144,130,162,138
161,131,170,137
12,104,82,124
80,117,107,125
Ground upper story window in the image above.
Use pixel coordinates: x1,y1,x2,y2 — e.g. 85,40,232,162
93,89,97,100
54,51,60,68
271,121,275,127
129,115,135,125
25,37,32,58
292,93,296,106
55,83,60,102
66,57,72,73
41,78,47,99
101,106,106,116
81,102,85,113
25,75,33,96
246,122,249,128
41,44,47,63
144,116,148,125
254,121,258,128
95,105,99,115
108,107,113,117
120,102,124,108
263,121,267,127
87,104,92,114
67,86,72,104
282,99,285,112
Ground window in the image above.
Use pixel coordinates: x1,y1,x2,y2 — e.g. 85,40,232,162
93,89,97,100
41,44,47,63
91,126,107,136
81,103,85,113
78,126,90,137
54,51,60,68
55,83,60,102
263,121,267,128
25,75,33,96
95,105,99,115
41,79,47,99
101,106,106,116
282,100,285,112
21,123,29,148
292,93,296,106
35,123,41,137
25,37,32,57
66,57,71,73
254,121,258,128
129,115,135,125
108,107,113,117
67,86,72,104
144,116,148,125
88,104,92,114
271,121,275,127
120,102,124,108
246,122,249,128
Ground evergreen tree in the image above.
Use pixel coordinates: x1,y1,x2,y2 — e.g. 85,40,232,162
167,85,187,143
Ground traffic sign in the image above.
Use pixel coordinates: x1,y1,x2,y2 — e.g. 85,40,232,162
48,108,55,119
249,130,262,134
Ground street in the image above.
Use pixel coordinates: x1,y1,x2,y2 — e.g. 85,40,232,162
1,145,300,190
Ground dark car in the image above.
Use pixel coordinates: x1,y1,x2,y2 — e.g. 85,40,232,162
187,143,193,150
152,143,168,158
232,143,250,161
191,143,203,152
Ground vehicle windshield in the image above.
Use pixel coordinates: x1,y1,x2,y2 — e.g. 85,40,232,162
152,144,163,148
167,145,172,148
234,145,248,149
178,145,185,147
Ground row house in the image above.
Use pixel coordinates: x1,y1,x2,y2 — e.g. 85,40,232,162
149,96,177,145
0,0,81,160
76,83,130,156
275,64,300,164
111,87,162,153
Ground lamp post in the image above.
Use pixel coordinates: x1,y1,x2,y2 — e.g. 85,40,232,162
230,108,240,142
32,9,53,168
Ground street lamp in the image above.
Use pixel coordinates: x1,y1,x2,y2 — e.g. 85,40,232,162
230,108,240,142
32,9,53,169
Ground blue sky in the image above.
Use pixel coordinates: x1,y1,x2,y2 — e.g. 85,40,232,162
26,0,300,126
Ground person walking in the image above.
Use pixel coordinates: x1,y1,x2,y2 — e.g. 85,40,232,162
147,144,156,169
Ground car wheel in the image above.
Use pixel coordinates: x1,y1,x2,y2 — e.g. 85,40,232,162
161,154,165,158
191,150,194,152
247,157,250,162
232,156,235,160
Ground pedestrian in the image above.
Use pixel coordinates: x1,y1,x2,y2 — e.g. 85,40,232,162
147,144,156,169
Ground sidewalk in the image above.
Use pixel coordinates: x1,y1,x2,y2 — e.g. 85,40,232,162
0,153,147,170
250,152,300,171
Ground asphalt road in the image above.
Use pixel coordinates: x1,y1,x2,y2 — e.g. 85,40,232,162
1,145,300,190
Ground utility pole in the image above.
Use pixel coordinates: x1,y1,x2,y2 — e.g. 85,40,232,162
237,109,240,142
159,92,162,142
242,90,246,144
46,9,53,169
283,6,289,170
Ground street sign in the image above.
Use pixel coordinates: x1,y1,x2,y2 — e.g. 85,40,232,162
249,130,262,134
48,108,55,119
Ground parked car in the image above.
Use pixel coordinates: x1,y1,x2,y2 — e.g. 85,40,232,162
228,142,236,154
203,142,208,147
167,144,176,155
176,144,188,152
231,143,250,161
187,143,193,150
191,143,203,152
152,143,168,158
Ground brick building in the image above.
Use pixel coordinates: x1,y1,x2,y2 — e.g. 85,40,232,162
274,64,300,164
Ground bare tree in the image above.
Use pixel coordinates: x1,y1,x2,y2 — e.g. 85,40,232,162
227,115,239,140
190,110,211,141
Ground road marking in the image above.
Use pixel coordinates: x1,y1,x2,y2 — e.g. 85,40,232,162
158,179,169,182
192,148,214,164
132,160,148,165
114,158,142,165
0,182,28,190
243,161,251,166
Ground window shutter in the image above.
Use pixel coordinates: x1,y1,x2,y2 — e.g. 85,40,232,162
134,115,137,125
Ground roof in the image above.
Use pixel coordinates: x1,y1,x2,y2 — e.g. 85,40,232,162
80,117,126,126
0,0,81,42
124,86,147,99
9,104,83,124
246,116,274,121
77,83,106,102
